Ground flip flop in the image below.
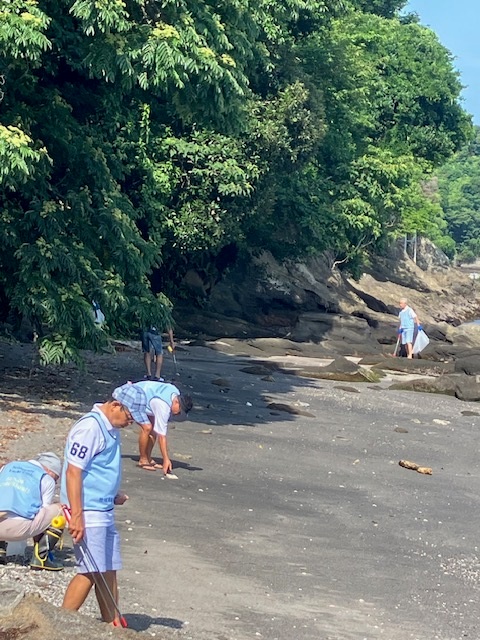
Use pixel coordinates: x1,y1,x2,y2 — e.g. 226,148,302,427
137,463,157,472
148,460,164,470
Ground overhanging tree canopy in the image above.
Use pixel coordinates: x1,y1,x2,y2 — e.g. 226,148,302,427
0,0,472,360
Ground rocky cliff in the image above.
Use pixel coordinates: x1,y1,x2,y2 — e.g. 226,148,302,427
175,239,480,354
174,240,480,402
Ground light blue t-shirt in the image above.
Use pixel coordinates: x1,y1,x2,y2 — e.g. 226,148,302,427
399,306,416,330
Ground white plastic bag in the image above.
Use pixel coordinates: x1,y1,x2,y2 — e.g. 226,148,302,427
92,300,105,326
413,329,429,354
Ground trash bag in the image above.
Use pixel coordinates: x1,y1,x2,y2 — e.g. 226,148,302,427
92,300,105,326
413,329,429,354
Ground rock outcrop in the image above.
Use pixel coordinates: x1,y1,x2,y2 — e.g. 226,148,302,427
175,240,480,350
174,240,480,401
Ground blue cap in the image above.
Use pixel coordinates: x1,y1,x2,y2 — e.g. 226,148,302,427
112,383,149,424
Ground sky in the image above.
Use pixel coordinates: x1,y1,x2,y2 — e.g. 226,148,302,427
404,0,480,125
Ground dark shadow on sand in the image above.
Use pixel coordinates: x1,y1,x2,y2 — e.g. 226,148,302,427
123,613,184,631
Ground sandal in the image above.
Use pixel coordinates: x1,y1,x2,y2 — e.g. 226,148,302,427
148,460,164,470
137,463,157,472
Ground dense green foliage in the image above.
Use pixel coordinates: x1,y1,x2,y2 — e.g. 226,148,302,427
437,127,480,263
0,0,472,360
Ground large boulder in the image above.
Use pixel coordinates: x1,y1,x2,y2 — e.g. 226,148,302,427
175,309,277,339
297,357,383,382
297,368,382,382
421,322,450,342
415,237,450,271
420,344,480,363
419,342,457,361
244,338,332,358
322,356,360,373
389,375,457,397
454,374,480,402
290,312,372,343
446,323,480,348
370,321,401,345
208,251,344,320
373,358,454,376
454,354,480,375
389,373,480,402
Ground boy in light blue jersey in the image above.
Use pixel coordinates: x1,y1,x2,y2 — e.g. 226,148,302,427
61,383,148,626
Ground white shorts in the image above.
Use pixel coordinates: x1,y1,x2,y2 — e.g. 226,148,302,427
74,524,122,574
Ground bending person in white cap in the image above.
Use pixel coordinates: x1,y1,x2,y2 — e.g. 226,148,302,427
0,452,64,570
61,383,149,626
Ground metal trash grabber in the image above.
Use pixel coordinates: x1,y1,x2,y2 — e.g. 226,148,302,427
167,345,180,376
392,334,400,357
63,506,127,627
